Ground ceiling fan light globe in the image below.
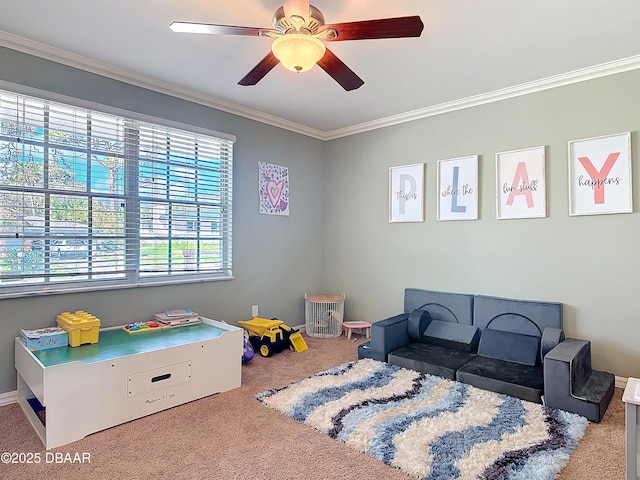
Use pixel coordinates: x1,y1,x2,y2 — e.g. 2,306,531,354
271,34,326,73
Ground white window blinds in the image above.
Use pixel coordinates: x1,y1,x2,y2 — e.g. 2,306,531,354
0,88,233,296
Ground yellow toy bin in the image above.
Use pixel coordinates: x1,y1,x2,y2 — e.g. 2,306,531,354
56,311,101,347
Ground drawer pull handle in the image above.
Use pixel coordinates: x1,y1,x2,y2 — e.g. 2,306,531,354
151,373,171,383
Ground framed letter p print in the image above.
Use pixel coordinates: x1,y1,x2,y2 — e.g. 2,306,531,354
568,132,632,216
437,155,478,221
496,146,546,219
389,163,424,222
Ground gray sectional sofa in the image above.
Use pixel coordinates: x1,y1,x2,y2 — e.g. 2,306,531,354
358,288,615,422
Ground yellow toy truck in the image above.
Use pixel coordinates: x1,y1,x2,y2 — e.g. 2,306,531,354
237,317,308,357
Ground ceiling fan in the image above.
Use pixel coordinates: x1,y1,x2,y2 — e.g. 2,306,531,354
169,0,424,91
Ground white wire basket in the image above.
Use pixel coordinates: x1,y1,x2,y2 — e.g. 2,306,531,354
304,293,345,338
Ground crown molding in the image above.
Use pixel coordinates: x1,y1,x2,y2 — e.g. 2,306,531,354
323,54,640,140
2,30,639,142
0,31,326,140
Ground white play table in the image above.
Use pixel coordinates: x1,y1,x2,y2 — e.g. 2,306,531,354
15,317,242,449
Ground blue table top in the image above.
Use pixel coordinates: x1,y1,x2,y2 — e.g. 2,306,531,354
29,322,227,367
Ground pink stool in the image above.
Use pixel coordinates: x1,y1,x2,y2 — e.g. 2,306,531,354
342,321,371,340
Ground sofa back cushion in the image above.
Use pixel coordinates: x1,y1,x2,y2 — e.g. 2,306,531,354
404,289,474,325
473,295,563,334
477,329,540,366
423,320,481,353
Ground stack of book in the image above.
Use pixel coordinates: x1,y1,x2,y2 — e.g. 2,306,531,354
153,308,201,328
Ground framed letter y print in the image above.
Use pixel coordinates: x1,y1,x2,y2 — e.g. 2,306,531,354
568,132,632,216
496,146,546,219
389,163,424,222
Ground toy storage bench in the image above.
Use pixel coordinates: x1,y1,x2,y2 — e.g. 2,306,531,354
15,318,242,449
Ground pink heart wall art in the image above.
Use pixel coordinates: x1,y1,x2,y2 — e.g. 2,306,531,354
259,162,289,215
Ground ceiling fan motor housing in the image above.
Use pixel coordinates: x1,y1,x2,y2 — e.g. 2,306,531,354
272,5,325,34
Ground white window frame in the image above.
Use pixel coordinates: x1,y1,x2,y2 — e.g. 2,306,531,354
0,82,235,299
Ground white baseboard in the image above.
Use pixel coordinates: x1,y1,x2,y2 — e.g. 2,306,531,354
0,374,627,408
0,390,17,407
616,375,628,389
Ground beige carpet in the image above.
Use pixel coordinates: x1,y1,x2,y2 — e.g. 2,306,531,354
0,334,625,479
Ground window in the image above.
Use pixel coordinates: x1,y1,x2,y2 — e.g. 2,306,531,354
0,88,234,297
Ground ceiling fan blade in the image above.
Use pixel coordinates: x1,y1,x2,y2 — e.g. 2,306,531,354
238,52,281,86
316,48,364,91
169,21,269,36
320,15,424,41
283,0,310,22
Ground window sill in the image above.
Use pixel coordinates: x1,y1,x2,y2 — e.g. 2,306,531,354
0,275,234,300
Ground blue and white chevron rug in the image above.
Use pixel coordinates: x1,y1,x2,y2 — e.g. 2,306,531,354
257,358,588,480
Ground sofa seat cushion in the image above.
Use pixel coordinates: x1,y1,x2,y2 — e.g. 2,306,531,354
388,343,476,380
424,320,480,353
573,370,615,404
456,356,544,403
477,329,540,366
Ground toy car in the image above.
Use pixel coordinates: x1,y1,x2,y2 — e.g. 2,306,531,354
237,317,307,357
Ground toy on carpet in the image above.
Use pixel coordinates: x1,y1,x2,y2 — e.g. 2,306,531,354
237,317,308,357
242,329,255,364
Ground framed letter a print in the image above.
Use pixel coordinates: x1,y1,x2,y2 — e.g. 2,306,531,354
568,132,632,216
496,146,546,219
437,155,478,221
389,163,424,222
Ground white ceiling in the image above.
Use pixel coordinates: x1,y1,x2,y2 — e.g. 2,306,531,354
1,0,639,139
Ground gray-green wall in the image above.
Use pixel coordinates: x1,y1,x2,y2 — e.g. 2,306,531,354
0,47,326,394
1,46,639,395
324,68,640,378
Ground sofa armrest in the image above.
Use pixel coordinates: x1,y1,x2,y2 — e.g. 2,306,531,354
545,338,592,391
543,338,615,422
369,313,411,361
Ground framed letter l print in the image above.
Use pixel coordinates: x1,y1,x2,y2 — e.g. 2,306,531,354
437,155,478,221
